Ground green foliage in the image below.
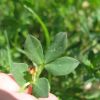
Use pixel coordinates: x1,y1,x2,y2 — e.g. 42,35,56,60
24,5,50,47
11,63,28,86
0,0,100,99
25,35,44,65
45,57,79,76
24,33,79,97
33,78,50,97
45,32,67,63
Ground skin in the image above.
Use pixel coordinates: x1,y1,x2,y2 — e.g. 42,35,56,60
0,73,58,100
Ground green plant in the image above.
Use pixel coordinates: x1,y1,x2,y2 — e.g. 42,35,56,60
10,32,79,98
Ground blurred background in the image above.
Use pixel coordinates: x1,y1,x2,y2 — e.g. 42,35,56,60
0,0,100,100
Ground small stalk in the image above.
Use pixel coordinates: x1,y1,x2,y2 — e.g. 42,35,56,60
19,82,30,92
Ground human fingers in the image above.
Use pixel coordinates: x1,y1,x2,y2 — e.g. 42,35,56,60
10,92,37,100
0,89,37,100
38,93,58,100
0,73,20,92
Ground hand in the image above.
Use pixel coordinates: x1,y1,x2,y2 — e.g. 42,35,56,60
0,73,58,100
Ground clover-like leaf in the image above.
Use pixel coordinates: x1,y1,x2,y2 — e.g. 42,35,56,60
45,32,67,63
25,35,44,65
33,78,50,98
45,57,79,76
11,63,28,86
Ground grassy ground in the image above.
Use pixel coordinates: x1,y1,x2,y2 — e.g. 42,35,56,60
0,0,100,99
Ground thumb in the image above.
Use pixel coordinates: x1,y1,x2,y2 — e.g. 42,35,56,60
0,73,20,92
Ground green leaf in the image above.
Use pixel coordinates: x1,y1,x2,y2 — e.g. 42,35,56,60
45,32,67,63
33,78,50,98
24,35,44,65
45,57,79,76
11,63,28,86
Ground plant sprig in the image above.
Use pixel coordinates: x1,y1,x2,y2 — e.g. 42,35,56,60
11,32,79,98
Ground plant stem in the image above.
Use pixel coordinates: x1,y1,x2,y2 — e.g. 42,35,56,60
24,5,50,47
4,30,13,70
